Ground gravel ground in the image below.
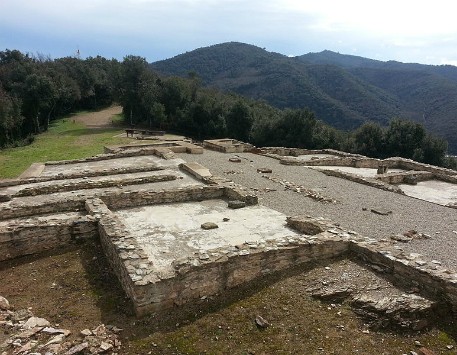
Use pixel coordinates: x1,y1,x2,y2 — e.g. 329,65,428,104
178,150,457,270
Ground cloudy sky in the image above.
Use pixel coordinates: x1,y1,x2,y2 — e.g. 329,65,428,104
1,0,457,65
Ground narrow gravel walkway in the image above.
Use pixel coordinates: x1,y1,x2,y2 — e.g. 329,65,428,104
178,150,457,270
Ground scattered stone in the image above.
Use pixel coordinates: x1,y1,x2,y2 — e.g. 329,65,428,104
45,333,66,346
11,308,33,322
223,217,230,222
100,341,113,351
370,209,392,216
23,316,50,329
418,347,436,355
0,295,10,310
0,194,12,202
446,345,454,350
42,327,71,336
80,328,93,336
17,326,43,338
255,315,269,329
229,157,242,163
201,222,218,230
391,234,412,243
257,168,272,173
65,342,89,355
228,200,246,209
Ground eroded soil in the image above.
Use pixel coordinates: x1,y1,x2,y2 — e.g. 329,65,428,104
1,240,456,354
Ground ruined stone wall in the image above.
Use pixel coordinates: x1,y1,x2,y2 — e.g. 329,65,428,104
0,215,97,261
384,157,457,176
0,186,226,221
286,215,457,313
0,197,87,221
0,165,164,189
103,186,225,210
14,175,177,197
376,171,434,185
84,199,153,310
133,235,348,316
350,241,457,312
280,156,381,168
260,147,360,158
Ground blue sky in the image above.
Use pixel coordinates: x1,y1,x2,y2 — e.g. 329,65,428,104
2,0,457,65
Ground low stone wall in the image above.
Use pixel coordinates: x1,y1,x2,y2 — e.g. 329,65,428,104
14,174,177,197
280,156,381,168
317,169,404,194
44,147,172,166
287,216,457,313
0,214,97,261
260,147,360,158
0,197,87,221
203,139,255,153
0,165,164,188
384,157,457,176
103,185,226,210
104,141,203,155
376,171,434,185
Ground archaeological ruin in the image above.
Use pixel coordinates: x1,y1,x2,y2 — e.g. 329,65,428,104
2,135,457,332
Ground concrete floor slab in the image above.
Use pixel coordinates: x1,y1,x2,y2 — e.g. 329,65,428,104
399,179,457,206
116,200,299,276
312,166,405,178
40,156,185,177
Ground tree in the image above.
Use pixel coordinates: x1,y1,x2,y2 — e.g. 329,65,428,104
352,121,385,157
385,118,426,159
226,101,253,141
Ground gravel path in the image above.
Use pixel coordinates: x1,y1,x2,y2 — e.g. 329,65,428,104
178,150,457,270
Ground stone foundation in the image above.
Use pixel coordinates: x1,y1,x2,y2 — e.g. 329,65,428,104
203,139,255,153
0,214,97,261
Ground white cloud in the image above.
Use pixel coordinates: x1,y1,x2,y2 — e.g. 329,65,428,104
2,0,457,64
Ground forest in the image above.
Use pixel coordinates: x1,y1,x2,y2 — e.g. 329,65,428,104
0,50,454,169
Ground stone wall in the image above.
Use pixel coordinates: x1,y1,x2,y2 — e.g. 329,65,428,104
280,156,381,168
104,141,203,155
317,169,404,194
0,214,97,261
376,171,434,185
286,216,457,313
203,139,255,153
0,186,226,221
0,165,164,188
14,174,177,197
384,157,457,176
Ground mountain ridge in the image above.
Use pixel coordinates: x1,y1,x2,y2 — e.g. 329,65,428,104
151,42,457,152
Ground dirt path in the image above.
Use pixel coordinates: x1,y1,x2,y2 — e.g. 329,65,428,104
73,106,122,128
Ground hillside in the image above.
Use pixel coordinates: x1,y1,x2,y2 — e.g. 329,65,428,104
151,42,457,153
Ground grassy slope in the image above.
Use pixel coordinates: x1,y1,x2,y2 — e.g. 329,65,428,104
0,114,127,179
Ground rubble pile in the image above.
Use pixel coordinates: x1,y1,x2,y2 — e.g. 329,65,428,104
0,296,122,355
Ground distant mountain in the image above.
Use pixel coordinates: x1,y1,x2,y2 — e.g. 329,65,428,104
151,42,457,152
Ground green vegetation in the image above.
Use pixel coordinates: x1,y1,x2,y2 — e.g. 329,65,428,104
0,114,125,178
1,47,455,173
152,42,457,153
0,49,119,148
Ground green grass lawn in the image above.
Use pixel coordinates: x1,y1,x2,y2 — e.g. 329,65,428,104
0,115,128,179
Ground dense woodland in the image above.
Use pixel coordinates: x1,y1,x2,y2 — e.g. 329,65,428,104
152,42,457,154
0,49,454,169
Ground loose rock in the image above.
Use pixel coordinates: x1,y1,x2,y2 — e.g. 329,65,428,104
255,315,270,329
0,295,10,310
23,316,50,329
201,222,218,230
228,200,246,209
